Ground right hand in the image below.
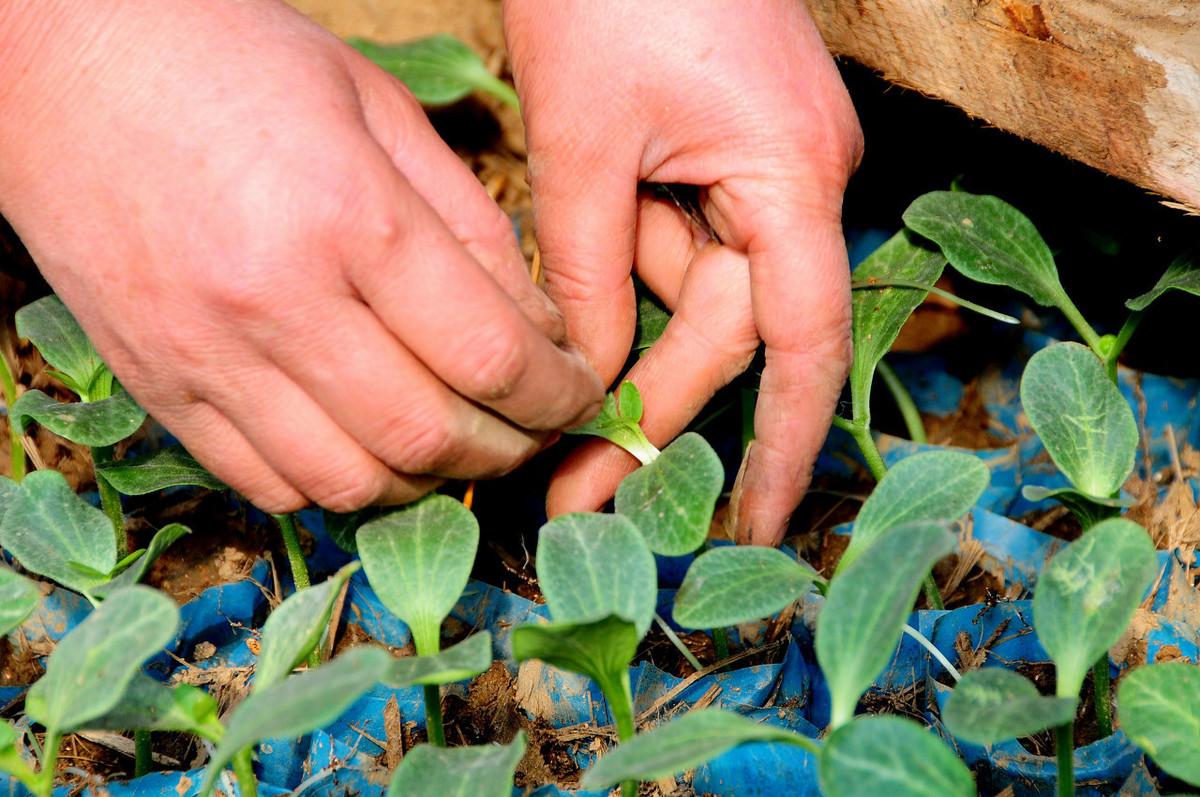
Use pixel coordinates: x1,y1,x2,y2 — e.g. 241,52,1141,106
0,0,603,512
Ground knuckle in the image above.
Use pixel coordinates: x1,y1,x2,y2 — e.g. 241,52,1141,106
247,484,308,515
456,325,529,401
387,408,463,475
311,468,389,514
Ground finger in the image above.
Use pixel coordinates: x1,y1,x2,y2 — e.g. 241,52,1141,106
350,65,567,343
632,195,703,311
205,361,441,513
341,155,604,432
548,244,757,516
261,294,548,479
525,138,641,384
706,166,853,547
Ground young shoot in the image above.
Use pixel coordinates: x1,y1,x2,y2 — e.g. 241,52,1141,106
567,381,660,465
349,34,520,110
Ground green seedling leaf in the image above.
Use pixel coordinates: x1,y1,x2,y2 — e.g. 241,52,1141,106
634,293,671,351
567,385,660,465
387,730,526,797
92,523,190,598
1034,518,1157,697
1119,661,1200,787
837,450,988,576
27,586,178,735
944,667,1077,744
0,567,39,637
15,296,105,396
818,520,956,728
86,674,223,741
201,646,394,796
389,631,493,687
96,445,225,495
513,615,638,736
820,715,975,797
673,546,816,629
357,494,478,655
255,561,362,690
849,230,945,425
903,191,1065,308
617,381,644,423
615,432,723,556
1127,253,1200,311
1020,485,1129,530
321,508,378,554
10,389,146,447
1022,342,1137,499
537,513,656,637
349,35,519,109
1,469,117,595
582,708,816,790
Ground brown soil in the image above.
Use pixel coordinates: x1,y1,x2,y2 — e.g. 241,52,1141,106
54,733,130,786
924,552,1005,610
921,382,1014,451
1020,505,1084,542
1015,662,1103,755
636,628,716,677
0,636,43,687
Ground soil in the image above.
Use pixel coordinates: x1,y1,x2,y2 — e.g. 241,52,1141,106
1014,662,1104,755
920,381,1015,451
0,636,43,687
1020,505,1084,542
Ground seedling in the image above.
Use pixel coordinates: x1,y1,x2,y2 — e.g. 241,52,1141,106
350,34,519,110
1118,661,1200,788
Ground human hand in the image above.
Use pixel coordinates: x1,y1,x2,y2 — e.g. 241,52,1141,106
504,0,863,545
0,0,603,512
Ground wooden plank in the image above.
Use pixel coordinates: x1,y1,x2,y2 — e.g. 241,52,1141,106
805,0,1200,211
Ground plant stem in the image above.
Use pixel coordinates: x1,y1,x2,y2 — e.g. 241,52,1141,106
877,360,927,444
1055,722,1074,797
609,677,637,797
903,623,959,681
478,74,520,110
134,730,151,777
713,626,730,661
273,513,310,591
0,349,24,482
652,613,702,672
922,575,945,610
232,748,258,797
1057,296,1105,360
1092,656,1113,738
845,420,887,483
424,683,446,746
37,732,61,797
850,280,1020,324
92,446,126,556
1104,311,1143,383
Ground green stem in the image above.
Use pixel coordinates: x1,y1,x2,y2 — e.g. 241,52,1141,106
477,74,520,110
850,279,1019,324
1057,296,1105,359
424,683,446,746
0,350,24,482
1104,311,1143,383
37,732,61,797
607,675,637,797
652,613,702,671
92,446,126,557
1092,657,1113,738
922,574,945,611
834,418,887,483
713,626,730,661
231,748,258,797
1055,722,1074,797
134,730,151,777
877,360,927,444
273,513,317,666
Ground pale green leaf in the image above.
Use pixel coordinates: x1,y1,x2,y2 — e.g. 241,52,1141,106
0,567,39,637
387,731,526,797
673,546,816,629
90,523,190,599
849,230,946,424
388,632,493,687
27,586,178,735
944,668,1077,744
582,709,816,790
1034,518,1157,697
820,715,975,797
1127,253,1200,312
1,469,116,594
566,389,659,465
255,561,361,690
1119,661,1200,786
349,35,518,108
838,451,988,576
97,445,226,495
817,521,956,728
615,432,723,556
85,674,223,741
634,293,671,351
536,513,656,637
903,191,1065,308
617,381,644,423
10,389,145,447
357,495,479,655
201,646,394,796
15,296,105,396
1019,485,1128,530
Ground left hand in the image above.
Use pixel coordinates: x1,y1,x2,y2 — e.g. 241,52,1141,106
504,0,863,545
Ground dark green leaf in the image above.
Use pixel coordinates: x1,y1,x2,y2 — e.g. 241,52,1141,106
673,546,815,629
944,668,1077,744
255,561,361,690
903,191,1065,308
349,35,518,108
1,470,116,594
817,521,956,728
357,495,478,655
1119,661,1200,786
615,432,723,556
10,389,146,447
27,586,178,735
0,567,39,637
536,513,656,637
322,508,377,554
820,715,975,797
201,646,394,796
389,632,493,687
1021,343,1137,499
582,709,815,790
92,523,190,598
387,731,526,797
15,296,105,397
96,445,225,495
85,674,223,741
634,293,671,351
1034,518,1157,696
1127,253,1200,311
